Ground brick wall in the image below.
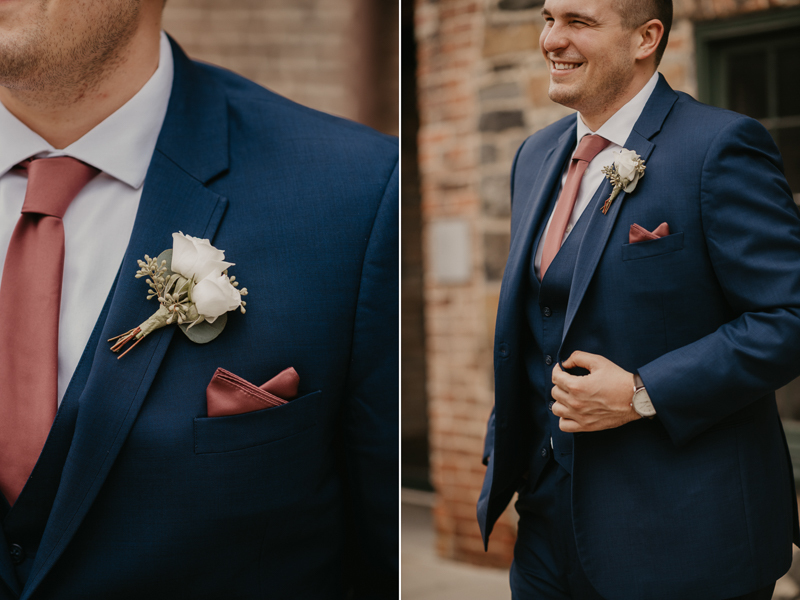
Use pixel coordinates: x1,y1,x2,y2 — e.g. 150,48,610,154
415,0,799,568
415,0,515,567
163,0,398,136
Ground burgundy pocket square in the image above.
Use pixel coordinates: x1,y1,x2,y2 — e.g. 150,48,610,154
206,367,300,417
629,222,670,244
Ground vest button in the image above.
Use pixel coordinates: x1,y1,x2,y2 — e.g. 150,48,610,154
542,306,551,317
548,401,554,411
541,447,548,458
545,355,553,365
9,544,24,565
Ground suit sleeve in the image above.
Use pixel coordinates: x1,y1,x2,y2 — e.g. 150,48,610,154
638,116,800,446
341,160,398,598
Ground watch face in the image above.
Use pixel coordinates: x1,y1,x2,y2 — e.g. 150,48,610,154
633,389,656,417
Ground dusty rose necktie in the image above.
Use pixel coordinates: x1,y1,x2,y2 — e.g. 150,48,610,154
0,157,99,505
540,134,611,279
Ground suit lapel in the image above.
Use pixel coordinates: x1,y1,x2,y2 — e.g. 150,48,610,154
496,123,575,346
561,75,678,345
22,39,230,598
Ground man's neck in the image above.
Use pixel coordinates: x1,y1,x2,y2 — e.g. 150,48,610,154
579,68,657,132
0,25,161,150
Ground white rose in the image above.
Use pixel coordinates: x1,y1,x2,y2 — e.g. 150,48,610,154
193,274,242,323
171,232,233,282
614,149,639,181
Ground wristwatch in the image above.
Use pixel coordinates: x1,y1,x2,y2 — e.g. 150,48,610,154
631,373,656,419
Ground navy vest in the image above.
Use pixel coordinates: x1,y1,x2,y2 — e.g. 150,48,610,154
523,183,594,474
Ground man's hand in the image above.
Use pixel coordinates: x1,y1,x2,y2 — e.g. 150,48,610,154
551,351,640,433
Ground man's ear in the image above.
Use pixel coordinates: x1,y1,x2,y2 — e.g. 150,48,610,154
635,19,664,63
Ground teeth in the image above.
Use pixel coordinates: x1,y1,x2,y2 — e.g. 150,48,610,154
553,62,580,70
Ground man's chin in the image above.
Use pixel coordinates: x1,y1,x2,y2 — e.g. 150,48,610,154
547,84,581,111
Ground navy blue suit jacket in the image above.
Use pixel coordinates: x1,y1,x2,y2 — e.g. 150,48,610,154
0,39,398,599
479,75,800,599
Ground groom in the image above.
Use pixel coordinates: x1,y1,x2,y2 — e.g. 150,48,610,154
479,0,800,598
0,0,397,598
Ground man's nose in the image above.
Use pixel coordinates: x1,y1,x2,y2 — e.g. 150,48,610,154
541,22,569,54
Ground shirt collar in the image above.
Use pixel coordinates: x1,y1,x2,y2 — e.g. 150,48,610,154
575,71,660,148
0,30,174,189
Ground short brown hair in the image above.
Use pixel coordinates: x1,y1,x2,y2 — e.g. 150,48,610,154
616,0,673,66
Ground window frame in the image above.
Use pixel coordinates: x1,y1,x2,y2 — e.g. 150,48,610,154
696,9,800,107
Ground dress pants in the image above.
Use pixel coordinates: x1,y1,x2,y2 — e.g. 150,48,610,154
511,457,777,600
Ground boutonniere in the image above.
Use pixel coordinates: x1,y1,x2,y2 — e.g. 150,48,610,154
109,232,248,358
600,149,646,214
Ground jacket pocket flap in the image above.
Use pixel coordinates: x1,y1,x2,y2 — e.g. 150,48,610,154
194,389,322,454
622,232,684,261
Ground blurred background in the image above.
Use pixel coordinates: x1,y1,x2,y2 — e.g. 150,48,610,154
163,0,398,137
402,0,800,597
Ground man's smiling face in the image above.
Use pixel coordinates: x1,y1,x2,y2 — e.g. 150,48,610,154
540,0,640,123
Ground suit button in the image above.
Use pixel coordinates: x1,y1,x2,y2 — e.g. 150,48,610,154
548,401,554,411
542,306,551,317
9,544,24,565
545,355,553,365
541,448,548,458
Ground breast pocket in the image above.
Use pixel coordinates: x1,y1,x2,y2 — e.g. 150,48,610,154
193,389,323,454
621,232,684,261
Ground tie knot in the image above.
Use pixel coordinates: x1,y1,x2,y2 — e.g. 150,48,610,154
572,134,610,164
18,157,99,219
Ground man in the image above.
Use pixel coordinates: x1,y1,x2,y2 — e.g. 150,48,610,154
0,1,398,599
478,0,800,598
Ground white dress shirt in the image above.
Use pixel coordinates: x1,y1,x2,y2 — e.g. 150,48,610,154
0,31,174,405
533,72,660,278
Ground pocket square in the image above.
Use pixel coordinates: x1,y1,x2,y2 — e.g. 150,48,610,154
206,367,300,417
629,222,670,244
